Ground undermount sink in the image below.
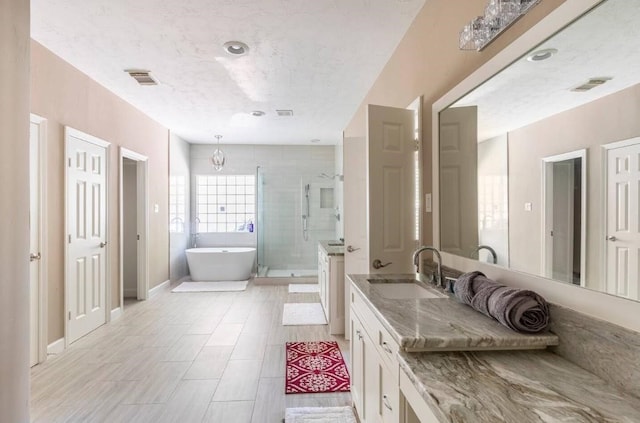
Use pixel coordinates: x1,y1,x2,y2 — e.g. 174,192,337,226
367,279,445,299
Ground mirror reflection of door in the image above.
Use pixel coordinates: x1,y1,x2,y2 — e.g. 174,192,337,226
605,140,640,300
439,106,479,257
543,150,586,286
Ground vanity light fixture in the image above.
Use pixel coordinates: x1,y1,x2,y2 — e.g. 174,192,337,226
210,134,225,171
223,41,249,56
459,0,541,51
526,48,558,62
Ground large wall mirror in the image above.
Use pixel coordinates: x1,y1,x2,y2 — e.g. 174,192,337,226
439,0,640,302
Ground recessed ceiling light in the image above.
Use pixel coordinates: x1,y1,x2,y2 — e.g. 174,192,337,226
223,41,249,56
251,110,265,117
526,48,558,62
310,139,321,143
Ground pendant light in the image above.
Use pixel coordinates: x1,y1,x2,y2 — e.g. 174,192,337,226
210,134,225,171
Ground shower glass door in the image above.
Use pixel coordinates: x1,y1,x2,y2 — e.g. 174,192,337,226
256,166,336,278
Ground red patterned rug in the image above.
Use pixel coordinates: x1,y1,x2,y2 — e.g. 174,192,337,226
285,341,350,394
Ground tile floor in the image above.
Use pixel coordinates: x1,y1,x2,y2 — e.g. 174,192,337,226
30,281,351,422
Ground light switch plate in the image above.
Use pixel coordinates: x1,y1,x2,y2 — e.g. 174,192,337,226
425,193,432,213
154,204,159,213
524,202,532,212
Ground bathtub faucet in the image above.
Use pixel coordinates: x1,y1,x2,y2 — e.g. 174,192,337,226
193,217,201,248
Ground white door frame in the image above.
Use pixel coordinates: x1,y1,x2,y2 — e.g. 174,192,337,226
602,137,640,291
119,147,149,312
30,114,48,364
541,149,587,286
64,127,111,347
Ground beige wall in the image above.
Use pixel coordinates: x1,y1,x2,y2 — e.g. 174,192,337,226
0,0,31,420
509,82,640,290
344,0,565,245
30,41,169,343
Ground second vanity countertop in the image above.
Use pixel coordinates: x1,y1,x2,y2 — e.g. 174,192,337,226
318,240,345,256
348,273,558,352
398,349,640,422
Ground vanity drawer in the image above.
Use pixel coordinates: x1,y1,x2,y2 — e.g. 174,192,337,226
351,283,400,379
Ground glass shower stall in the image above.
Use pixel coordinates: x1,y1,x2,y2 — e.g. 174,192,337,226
256,166,336,279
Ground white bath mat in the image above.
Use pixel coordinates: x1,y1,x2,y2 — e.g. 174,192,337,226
282,303,327,326
171,281,248,293
285,406,357,423
288,284,320,293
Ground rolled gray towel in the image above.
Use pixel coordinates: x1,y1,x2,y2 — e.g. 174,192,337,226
453,272,550,334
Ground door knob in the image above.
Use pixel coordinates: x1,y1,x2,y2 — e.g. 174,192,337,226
606,236,617,242
99,242,107,248
30,252,41,262
346,245,360,253
372,259,392,269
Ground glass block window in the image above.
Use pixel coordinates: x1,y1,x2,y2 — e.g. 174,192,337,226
195,175,256,232
169,175,186,233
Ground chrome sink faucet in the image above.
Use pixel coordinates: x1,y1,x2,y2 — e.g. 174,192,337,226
473,245,497,264
413,246,443,288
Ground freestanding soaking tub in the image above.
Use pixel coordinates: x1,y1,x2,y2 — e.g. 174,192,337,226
185,247,256,281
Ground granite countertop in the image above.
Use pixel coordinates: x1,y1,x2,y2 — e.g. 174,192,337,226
398,349,640,422
318,240,344,256
348,273,558,352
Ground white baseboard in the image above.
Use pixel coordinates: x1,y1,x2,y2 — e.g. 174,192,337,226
47,338,65,355
110,307,123,321
149,279,170,297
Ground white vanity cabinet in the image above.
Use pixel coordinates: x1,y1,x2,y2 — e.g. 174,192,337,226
350,278,440,423
318,245,345,335
350,281,402,423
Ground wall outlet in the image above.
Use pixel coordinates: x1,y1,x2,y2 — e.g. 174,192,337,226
524,202,532,212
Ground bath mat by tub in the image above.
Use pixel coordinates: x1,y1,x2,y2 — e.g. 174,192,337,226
282,303,327,326
288,284,320,294
171,281,248,293
284,406,356,423
285,341,350,394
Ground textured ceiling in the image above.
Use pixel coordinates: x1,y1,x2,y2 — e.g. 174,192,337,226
452,0,639,142
31,0,425,145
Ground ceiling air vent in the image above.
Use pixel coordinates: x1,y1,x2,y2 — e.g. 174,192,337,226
571,77,612,92
125,69,158,86
276,109,294,117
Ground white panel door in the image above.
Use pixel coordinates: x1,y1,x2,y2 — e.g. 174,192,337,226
439,106,478,257
367,104,415,273
66,129,108,343
29,120,41,367
606,143,640,300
